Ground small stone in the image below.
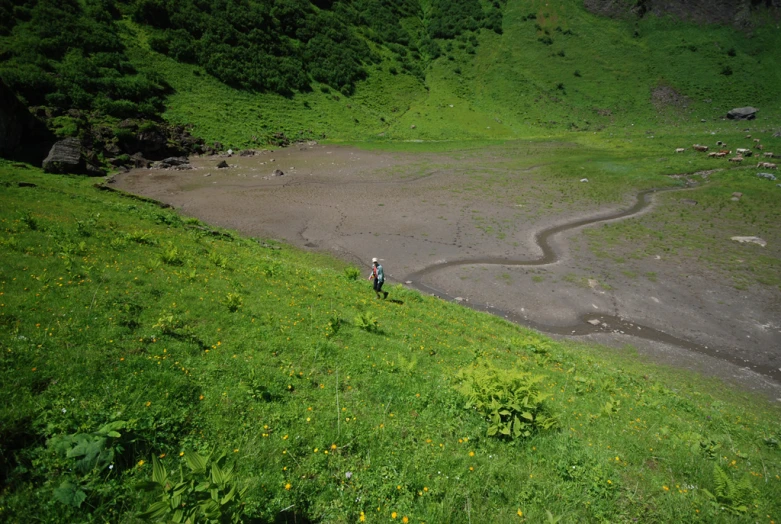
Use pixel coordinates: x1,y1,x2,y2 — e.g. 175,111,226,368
587,319,601,326
580,178,589,183
216,160,229,168
731,236,767,247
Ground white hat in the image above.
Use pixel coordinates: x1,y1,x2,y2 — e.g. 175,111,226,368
372,257,378,263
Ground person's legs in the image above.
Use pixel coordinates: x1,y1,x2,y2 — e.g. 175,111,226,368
373,279,382,298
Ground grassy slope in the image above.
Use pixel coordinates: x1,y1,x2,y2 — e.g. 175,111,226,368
122,0,781,148
1,161,780,522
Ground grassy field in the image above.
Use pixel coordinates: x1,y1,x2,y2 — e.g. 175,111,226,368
119,0,781,149
1,159,780,522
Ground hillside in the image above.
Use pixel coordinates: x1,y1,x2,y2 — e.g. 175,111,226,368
1,0,780,161
1,160,780,522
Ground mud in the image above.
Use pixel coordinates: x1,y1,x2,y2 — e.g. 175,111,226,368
114,143,781,400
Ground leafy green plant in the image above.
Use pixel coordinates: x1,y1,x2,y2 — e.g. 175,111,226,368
160,245,184,266
702,464,757,515
458,366,558,439
137,451,247,523
222,293,243,313
326,314,343,336
49,421,128,508
355,311,379,333
343,266,361,281
128,230,158,246
21,211,40,230
209,251,229,269
153,312,184,335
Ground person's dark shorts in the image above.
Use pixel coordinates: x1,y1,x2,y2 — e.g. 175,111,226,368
373,279,384,292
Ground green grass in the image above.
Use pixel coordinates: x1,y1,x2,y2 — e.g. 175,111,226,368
1,159,780,522
117,0,781,149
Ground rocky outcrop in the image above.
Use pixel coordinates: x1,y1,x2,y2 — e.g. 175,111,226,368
1,79,53,161
584,0,780,27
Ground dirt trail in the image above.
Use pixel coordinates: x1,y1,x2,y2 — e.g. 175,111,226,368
114,144,781,400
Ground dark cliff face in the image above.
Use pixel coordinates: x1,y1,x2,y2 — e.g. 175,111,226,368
0,79,53,161
0,79,30,156
584,0,781,27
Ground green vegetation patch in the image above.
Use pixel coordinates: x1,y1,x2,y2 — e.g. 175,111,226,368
1,161,779,522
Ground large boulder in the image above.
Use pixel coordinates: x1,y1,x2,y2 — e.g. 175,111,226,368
727,107,758,120
42,138,85,174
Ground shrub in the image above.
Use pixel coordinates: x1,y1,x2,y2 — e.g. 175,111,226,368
355,311,379,333
457,366,558,439
344,266,361,280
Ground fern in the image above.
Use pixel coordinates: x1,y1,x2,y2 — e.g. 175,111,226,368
703,464,756,515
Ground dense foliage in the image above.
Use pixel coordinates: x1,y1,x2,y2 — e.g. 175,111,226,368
0,0,169,118
0,0,505,120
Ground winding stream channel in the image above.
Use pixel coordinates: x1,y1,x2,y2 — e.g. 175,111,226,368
404,186,781,384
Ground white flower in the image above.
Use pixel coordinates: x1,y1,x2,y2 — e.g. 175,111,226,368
109,464,114,470
61,408,67,413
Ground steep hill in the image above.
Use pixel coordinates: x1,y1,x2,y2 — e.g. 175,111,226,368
1,0,780,159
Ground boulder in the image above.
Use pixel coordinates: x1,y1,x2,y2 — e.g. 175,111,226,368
130,153,151,168
42,138,84,174
272,169,284,176
757,172,777,181
161,156,189,166
727,107,758,120
217,160,229,168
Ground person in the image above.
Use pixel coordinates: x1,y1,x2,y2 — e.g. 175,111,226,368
368,257,388,299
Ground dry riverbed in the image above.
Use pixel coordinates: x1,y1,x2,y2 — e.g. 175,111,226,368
114,143,781,400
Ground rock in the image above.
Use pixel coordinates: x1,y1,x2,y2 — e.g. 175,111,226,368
757,172,777,181
731,236,767,247
580,178,589,182
227,149,233,156
161,156,189,166
727,107,758,120
130,153,150,169
85,163,106,177
454,297,464,302
239,149,256,157
680,199,698,205
217,160,229,168
774,131,781,138
732,192,743,198
42,138,84,174
272,169,284,176
411,125,416,129
587,319,601,326
118,119,137,129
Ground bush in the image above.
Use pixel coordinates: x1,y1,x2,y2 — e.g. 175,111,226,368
457,366,558,439
344,266,361,280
